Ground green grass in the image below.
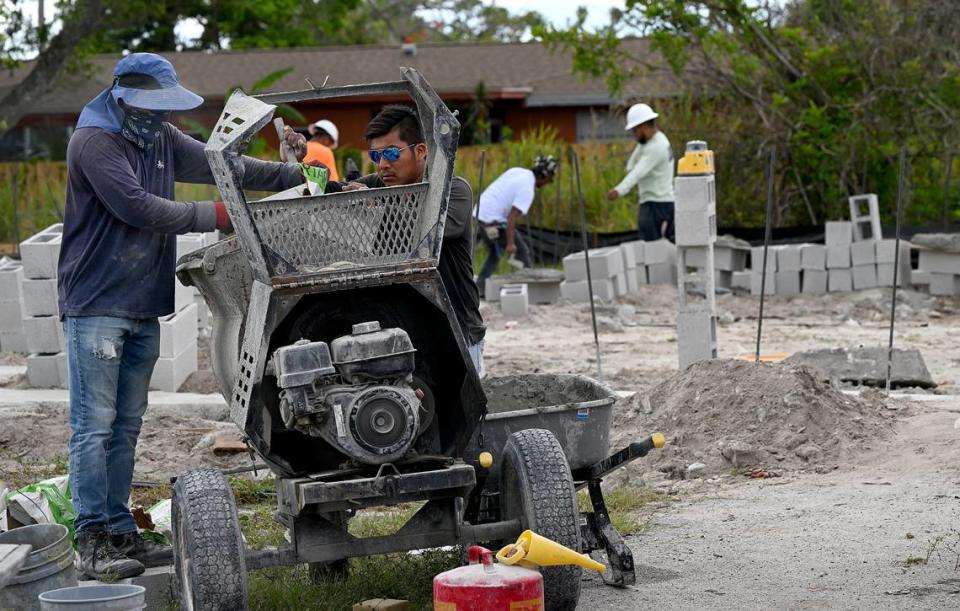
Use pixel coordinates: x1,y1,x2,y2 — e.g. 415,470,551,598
1,452,69,489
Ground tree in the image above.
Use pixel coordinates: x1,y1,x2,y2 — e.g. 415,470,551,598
541,0,960,226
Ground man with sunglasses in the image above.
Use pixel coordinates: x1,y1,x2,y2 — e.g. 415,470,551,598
60,53,307,580
342,105,487,377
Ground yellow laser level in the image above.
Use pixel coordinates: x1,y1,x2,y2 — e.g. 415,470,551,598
677,140,715,176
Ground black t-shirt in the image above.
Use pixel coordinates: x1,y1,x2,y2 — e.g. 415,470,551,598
356,173,486,344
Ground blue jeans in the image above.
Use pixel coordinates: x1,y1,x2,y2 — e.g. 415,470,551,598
65,316,160,534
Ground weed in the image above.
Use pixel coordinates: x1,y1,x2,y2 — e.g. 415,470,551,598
1,452,69,489
924,530,960,571
577,485,673,536
229,476,277,504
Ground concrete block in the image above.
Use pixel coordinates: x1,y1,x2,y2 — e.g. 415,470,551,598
635,266,648,285
929,273,960,296
801,244,827,270
27,352,68,388
828,268,853,292
560,279,616,303
826,245,851,269
524,282,560,305
681,246,708,270
801,269,827,294
852,264,877,290
159,303,199,358
751,246,777,273
825,221,853,246
0,331,28,353
776,246,802,272
0,300,23,333
715,270,733,289
732,271,752,290
0,260,24,301
917,250,960,275
775,270,801,295
19,224,63,279
626,269,639,293
676,307,717,370
484,276,505,303
175,278,196,313
150,340,198,392
750,268,776,296
176,233,207,260
195,297,210,330
619,243,637,270
850,240,877,266
714,247,748,272
24,315,65,354
675,209,716,247
911,270,932,286
622,240,645,264
202,231,221,248
876,240,911,264
876,263,911,287
647,262,676,285
499,284,529,319
613,273,627,296
562,248,624,282
644,239,677,265
20,277,58,317
848,194,882,241
134,566,176,610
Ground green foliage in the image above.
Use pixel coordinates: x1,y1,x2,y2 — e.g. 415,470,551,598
541,0,960,227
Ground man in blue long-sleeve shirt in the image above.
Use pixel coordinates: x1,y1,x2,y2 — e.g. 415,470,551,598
59,53,306,579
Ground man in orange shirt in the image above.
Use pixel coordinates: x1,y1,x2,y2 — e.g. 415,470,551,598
304,119,340,181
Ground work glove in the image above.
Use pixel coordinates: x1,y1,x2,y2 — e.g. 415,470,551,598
213,201,232,233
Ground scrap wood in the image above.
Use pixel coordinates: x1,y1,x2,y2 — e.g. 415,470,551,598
132,505,155,530
212,436,247,455
746,467,781,479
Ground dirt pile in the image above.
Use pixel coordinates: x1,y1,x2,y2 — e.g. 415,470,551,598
611,359,897,474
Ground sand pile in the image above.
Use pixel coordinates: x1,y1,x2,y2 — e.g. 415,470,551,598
612,359,897,474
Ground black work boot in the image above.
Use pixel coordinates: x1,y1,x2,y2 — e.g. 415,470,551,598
76,526,145,580
111,531,173,568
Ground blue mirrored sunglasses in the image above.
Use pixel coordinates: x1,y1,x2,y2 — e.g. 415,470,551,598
368,144,415,163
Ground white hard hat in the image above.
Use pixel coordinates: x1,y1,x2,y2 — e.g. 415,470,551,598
624,103,658,131
312,119,339,148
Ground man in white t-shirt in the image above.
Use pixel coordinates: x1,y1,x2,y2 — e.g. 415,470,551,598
476,155,557,294
607,103,676,241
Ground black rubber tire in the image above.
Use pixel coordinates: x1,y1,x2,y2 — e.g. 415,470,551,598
499,428,582,611
172,468,248,611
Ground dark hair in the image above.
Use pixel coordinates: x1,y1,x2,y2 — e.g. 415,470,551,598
363,105,424,145
642,118,656,128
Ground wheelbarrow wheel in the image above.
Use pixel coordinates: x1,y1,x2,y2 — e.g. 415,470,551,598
499,428,582,611
172,468,248,611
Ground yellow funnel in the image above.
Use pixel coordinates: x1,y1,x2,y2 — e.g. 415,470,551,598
496,530,605,572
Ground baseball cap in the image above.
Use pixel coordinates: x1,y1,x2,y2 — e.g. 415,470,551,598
111,53,203,112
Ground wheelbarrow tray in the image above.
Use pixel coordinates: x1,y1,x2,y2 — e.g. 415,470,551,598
465,373,616,481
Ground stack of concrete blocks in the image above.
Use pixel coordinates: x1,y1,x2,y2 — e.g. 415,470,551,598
499,284,529,319
673,156,717,370
917,248,960,296
773,245,802,295
825,221,854,292
0,258,28,353
800,244,827,293
560,247,623,303
622,241,649,287
619,242,640,293
149,232,215,391
19,224,68,388
644,239,678,285
750,246,776,296
875,240,912,287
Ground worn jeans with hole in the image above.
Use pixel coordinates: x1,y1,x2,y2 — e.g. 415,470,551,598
65,316,160,534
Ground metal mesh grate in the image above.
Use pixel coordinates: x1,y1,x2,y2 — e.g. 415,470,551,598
249,182,433,274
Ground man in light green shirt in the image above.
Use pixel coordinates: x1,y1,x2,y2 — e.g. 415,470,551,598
607,103,675,241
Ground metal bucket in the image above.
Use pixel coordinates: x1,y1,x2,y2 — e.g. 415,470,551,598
0,524,77,611
39,585,146,611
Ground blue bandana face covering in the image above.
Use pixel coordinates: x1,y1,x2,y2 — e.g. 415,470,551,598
121,107,169,149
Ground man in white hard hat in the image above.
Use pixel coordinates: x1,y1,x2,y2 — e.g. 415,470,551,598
304,118,340,181
607,103,675,241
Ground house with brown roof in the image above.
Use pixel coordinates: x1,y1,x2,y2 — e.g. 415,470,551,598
0,39,680,160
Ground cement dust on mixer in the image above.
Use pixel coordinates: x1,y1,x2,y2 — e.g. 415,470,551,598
433,531,605,610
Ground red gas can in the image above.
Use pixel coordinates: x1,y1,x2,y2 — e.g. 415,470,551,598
433,546,544,611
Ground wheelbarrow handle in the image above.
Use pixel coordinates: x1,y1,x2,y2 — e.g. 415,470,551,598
573,433,665,485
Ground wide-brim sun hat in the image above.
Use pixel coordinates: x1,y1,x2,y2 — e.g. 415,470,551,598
624,103,658,131
110,52,203,112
